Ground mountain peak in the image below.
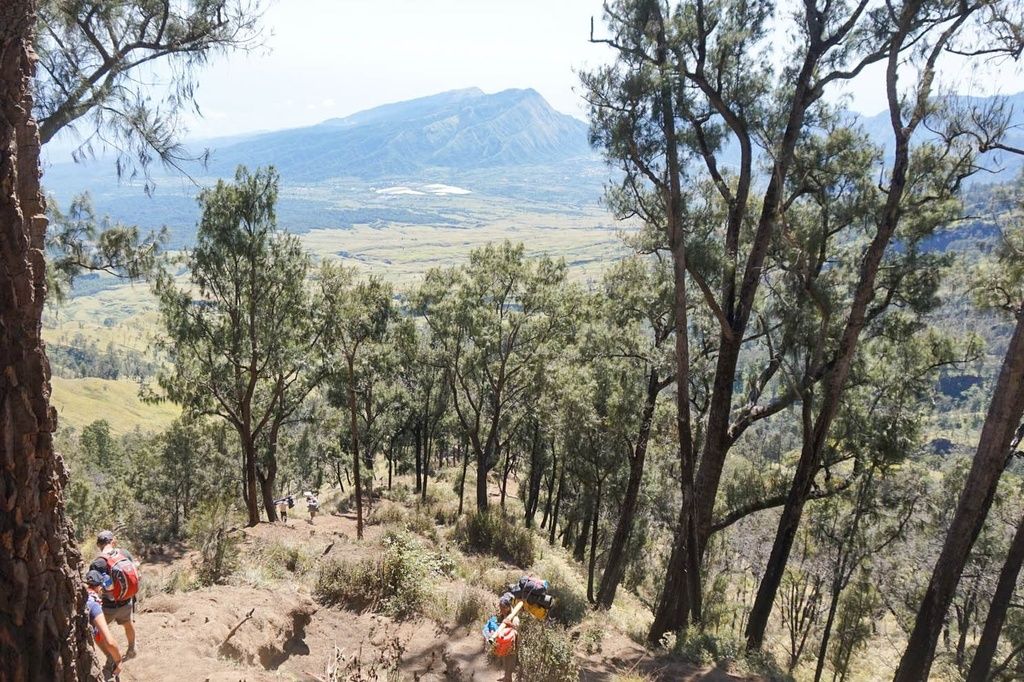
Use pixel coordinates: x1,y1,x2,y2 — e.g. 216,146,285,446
209,88,592,181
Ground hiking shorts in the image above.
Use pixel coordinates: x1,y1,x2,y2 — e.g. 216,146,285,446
103,601,133,625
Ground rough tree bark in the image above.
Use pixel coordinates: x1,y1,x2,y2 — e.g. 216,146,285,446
0,1,96,678
587,478,603,604
421,419,431,502
241,434,260,525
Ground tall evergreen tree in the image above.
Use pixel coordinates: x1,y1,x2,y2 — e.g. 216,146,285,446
155,166,328,526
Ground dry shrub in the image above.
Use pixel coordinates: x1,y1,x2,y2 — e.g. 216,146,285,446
516,618,580,682
455,589,491,627
453,510,535,567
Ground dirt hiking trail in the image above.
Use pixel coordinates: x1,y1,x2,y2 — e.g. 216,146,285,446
106,481,762,681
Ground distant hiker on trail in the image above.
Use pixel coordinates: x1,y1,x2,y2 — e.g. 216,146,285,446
91,530,140,661
305,492,319,523
86,569,123,681
276,494,294,523
482,592,520,682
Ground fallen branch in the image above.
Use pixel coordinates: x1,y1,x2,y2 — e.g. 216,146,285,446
220,608,256,649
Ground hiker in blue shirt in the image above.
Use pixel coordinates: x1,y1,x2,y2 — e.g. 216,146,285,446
86,569,123,680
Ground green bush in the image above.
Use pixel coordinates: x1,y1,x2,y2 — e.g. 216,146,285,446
367,501,407,526
314,557,378,611
186,498,241,586
314,531,449,620
453,510,535,567
516,618,579,682
383,482,412,504
406,508,438,539
334,492,355,514
671,628,791,681
253,540,317,578
672,627,733,665
579,621,605,655
378,532,431,619
434,504,460,526
137,565,195,599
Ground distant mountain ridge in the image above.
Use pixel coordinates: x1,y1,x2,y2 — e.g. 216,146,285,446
201,87,1024,183
39,87,1024,255
206,88,594,181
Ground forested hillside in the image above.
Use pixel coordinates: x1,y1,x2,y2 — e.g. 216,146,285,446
3,1,1024,682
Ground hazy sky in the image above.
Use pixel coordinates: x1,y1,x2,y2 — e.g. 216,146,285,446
182,0,613,138
51,0,1024,145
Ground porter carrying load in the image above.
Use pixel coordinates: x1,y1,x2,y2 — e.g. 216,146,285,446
507,575,553,620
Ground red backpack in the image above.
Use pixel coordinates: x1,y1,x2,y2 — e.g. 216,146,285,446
103,549,140,602
494,626,517,657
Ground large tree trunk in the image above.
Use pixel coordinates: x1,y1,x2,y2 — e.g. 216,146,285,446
258,421,281,522
524,423,543,528
413,423,422,493
746,397,818,647
540,442,557,530
476,441,493,511
573,502,591,563
648,0,700,637
421,422,430,503
649,504,694,644
241,434,260,525
967,500,1024,682
457,436,470,515
347,356,364,539
0,2,95,678
587,478,603,604
549,462,565,546
894,313,1024,682
813,580,843,682
257,456,278,523
499,450,514,510
597,368,660,608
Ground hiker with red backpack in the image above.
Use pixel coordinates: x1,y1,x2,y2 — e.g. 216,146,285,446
90,530,141,661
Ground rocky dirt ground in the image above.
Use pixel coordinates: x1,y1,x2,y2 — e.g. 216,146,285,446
104,480,761,681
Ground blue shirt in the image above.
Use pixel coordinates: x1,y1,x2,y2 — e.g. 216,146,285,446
87,593,103,638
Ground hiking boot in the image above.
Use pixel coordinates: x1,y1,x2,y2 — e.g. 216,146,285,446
124,645,137,661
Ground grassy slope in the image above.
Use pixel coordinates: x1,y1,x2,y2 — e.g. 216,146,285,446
50,376,179,435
